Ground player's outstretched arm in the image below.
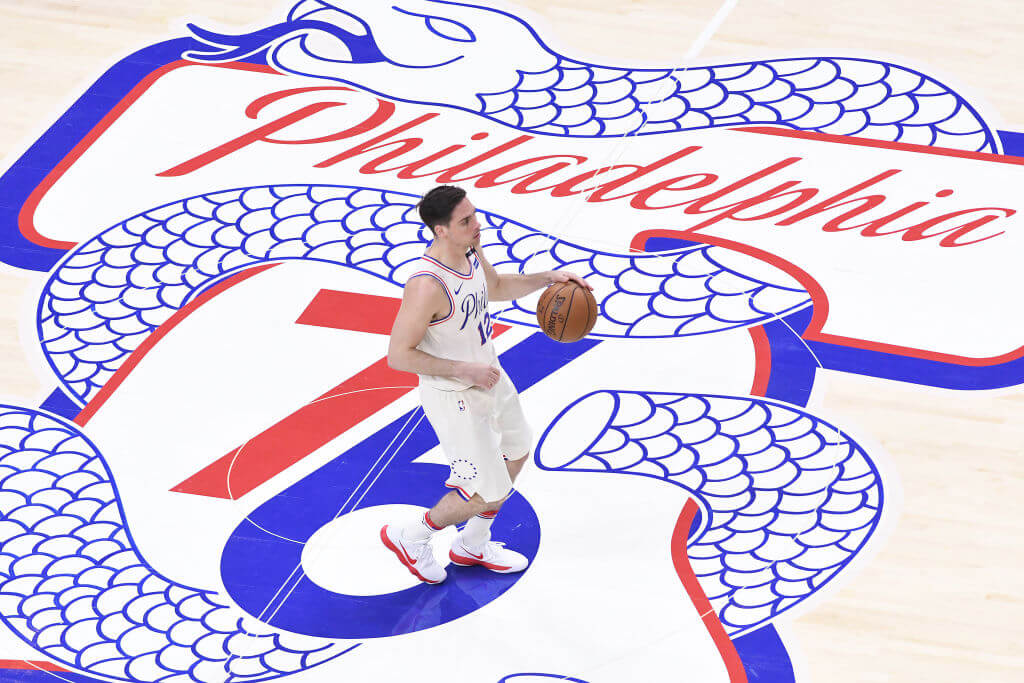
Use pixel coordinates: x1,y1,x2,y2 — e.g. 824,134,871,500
473,245,592,301
387,275,500,389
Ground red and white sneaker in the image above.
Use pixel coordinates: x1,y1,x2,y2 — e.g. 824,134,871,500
380,525,447,585
449,533,529,573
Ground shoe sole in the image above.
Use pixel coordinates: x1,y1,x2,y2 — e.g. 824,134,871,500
380,526,444,584
449,549,522,573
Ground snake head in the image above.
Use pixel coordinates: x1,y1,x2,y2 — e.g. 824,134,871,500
186,0,559,110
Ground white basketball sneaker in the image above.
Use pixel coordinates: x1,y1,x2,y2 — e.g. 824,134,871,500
449,533,529,573
380,525,447,585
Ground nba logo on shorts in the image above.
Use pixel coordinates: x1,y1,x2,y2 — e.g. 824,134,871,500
458,399,466,412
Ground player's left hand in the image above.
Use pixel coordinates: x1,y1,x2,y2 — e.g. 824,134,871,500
546,270,593,290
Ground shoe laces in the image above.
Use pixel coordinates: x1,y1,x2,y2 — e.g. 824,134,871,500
406,537,438,566
467,539,505,560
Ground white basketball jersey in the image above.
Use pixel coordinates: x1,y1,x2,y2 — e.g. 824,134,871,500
411,250,499,390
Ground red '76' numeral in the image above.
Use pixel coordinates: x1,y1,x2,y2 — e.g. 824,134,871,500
172,289,507,499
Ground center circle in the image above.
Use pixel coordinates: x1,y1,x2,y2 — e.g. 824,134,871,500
302,503,458,596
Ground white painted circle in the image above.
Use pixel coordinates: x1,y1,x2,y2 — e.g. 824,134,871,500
302,504,456,596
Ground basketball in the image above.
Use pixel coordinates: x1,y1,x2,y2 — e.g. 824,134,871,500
536,281,598,342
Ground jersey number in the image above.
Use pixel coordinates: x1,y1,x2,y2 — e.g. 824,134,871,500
477,310,493,344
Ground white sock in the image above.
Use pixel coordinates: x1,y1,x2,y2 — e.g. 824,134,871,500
461,509,498,549
402,511,443,542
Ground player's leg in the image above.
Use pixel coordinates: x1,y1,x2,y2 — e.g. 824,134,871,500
463,374,533,539
457,453,525,547
466,452,527,521
385,460,518,579
423,454,525,552
426,489,500,528
449,376,532,572
506,452,528,482
448,465,528,573
382,385,511,583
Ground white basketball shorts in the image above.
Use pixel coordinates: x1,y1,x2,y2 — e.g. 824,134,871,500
419,372,533,504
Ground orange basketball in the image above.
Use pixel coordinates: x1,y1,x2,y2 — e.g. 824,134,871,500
536,281,598,342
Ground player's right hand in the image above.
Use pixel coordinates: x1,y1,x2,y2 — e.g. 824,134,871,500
459,362,501,390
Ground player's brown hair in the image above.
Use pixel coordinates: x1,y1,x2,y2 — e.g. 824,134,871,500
417,185,467,234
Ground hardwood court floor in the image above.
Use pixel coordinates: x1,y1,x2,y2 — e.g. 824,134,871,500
0,2,1022,682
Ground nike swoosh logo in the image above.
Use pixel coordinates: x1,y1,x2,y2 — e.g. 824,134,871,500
464,548,483,560
454,284,464,295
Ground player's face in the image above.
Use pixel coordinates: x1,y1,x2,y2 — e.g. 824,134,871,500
440,197,481,247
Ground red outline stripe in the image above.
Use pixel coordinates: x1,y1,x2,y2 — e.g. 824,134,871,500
171,288,511,500
424,511,444,530
672,499,748,683
421,254,473,280
74,263,278,425
733,125,1024,165
24,62,1020,254
630,228,1024,366
748,325,772,397
171,356,413,499
409,271,455,325
20,61,278,251
172,289,412,499
27,59,1021,367
0,660,67,672
445,482,474,501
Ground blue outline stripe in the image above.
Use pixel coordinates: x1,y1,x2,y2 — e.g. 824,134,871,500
408,271,455,325
421,254,473,279
0,38,242,271
2,31,1022,680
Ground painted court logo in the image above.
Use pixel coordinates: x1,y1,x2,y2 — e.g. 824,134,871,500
0,2,1023,682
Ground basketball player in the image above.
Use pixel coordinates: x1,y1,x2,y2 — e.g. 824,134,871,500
381,185,592,584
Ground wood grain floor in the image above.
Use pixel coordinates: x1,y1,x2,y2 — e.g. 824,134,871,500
0,1,1021,681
